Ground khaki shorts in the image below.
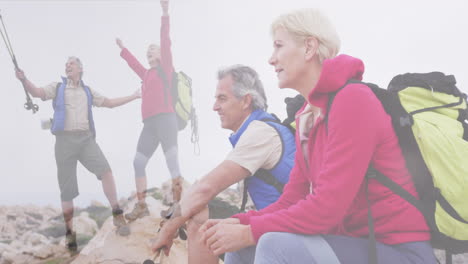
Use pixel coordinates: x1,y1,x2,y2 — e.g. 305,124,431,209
54,131,110,201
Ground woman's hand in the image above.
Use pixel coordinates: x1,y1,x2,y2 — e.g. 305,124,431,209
115,38,125,50
200,219,254,256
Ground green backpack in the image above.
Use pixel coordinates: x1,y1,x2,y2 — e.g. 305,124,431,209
170,71,196,131
157,68,199,152
327,72,468,264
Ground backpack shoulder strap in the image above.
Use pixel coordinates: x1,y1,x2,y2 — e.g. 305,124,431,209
52,82,63,109
239,169,285,213
240,179,249,213
324,80,361,132
255,168,284,194
155,66,170,107
239,116,287,212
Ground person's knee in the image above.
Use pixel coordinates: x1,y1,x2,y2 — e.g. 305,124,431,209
187,206,209,237
257,232,283,252
99,169,113,180
163,146,180,177
60,188,79,201
256,232,293,261
133,152,149,177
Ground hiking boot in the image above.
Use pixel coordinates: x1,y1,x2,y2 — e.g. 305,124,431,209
65,230,77,253
172,177,184,203
124,201,150,222
113,209,131,236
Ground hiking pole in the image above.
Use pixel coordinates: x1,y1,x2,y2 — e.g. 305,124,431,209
142,248,165,264
0,10,39,114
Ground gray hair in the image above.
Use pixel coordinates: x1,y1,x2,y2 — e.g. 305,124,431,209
217,65,268,111
67,56,83,78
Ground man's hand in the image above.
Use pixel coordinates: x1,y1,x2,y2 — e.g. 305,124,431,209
15,68,27,81
151,222,177,256
200,221,255,256
151,209,187,256
132,89,141,99
160,0,169,16
115,38,125,50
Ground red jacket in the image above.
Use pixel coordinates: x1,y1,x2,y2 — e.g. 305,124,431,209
234,55,430,245
120,16,174,121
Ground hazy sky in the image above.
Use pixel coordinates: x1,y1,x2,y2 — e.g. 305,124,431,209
1,0,467,207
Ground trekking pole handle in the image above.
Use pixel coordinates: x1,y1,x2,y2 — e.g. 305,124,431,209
14,58,40,114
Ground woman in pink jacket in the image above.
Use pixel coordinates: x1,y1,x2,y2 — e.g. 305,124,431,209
116,0,184,221
200,8,437,264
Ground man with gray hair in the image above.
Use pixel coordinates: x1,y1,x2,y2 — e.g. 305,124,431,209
150,65,296,264
15,56,140,253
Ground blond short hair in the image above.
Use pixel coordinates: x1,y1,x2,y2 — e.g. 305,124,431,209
271,8,340,63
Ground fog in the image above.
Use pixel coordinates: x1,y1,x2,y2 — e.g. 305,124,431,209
0,0,466,207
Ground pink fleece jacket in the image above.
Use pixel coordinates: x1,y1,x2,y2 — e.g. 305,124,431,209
120,16,174,121
233,55,430,245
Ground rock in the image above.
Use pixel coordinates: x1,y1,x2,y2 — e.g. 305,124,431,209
25,211,43,221
434,249,468,264
31,244,55,259
0,190,465,264
71,197,189,264
1,250,19,263
82,205,111,228
9,240,23,250
90,200,105,208
74,212,98,237
26,217,40,226
0,243,14,255
160,178,191,206
2,252,34,264
20,231,49,246
38,223,66,238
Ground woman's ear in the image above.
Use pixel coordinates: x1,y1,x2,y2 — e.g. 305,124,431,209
304,37,319,61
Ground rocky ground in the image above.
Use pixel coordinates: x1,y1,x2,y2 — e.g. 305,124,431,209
0,182,466,264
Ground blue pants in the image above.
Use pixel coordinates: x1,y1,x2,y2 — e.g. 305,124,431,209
224,233,437,264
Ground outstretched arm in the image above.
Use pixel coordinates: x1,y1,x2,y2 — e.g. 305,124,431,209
101,89,141,108
116,38,147,79
161,0,169,16
15,69,46,99
160,0,173,75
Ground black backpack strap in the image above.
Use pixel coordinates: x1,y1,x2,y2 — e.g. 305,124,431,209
254,168,284,194
325,79,363,133
368,167,426,213
371,167,468,225
155,66,170,107
365,165,425,264
435,189,468,224
240,179,249,213
239,169,285,213
365,174,378,264
239,116,287,212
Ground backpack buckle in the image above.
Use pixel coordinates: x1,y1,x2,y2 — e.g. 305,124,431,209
366,167,378,179
400,114,414,127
